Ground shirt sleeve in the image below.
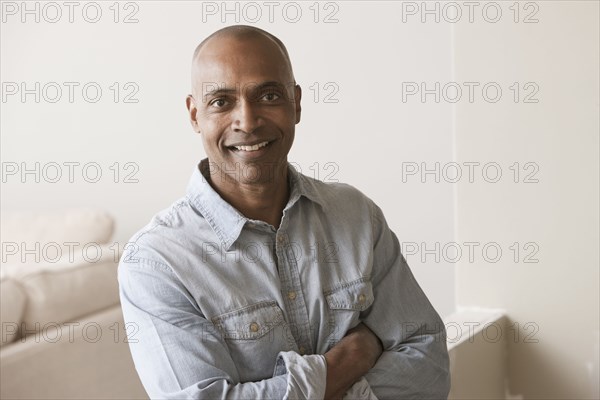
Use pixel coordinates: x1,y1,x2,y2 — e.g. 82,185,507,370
118,255,327,400
360,204,451,400
342,377,379,400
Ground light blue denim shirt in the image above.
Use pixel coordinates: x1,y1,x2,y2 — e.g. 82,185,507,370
118,159,450,400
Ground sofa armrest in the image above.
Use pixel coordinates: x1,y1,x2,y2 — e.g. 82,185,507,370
0,304,148,400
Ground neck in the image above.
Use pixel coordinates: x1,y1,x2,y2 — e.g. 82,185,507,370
204,161,290,229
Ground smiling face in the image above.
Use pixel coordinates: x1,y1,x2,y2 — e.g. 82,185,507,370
186,31,301,189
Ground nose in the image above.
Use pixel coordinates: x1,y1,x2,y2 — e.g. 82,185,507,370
232,99,261,134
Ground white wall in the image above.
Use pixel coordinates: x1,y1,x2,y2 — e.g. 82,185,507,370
454,1,600,398
0,2,455,317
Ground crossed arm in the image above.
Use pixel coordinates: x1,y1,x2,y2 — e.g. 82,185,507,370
323,323,383,399
118,206,449,399
325,203,450,399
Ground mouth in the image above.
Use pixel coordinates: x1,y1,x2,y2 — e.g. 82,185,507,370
228,140,272,152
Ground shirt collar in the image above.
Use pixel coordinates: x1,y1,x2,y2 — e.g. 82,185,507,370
186,158,327,250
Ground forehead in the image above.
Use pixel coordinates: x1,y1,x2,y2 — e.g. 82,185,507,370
193,35,292,90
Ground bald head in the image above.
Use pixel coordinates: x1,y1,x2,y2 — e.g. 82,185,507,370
184,25,302,193
191,25,295,93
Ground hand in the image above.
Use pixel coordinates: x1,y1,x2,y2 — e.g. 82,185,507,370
323,323,383,400
343,323,384,370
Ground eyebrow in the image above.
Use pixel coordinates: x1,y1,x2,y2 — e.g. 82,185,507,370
202,87,236,102
202,81,288,101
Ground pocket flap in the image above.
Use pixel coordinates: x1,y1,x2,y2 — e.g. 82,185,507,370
212,301,284,340
324,279,374,311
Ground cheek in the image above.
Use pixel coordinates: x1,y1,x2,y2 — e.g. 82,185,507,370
198,111,229,129
199,118,229,145
267,108,296,128
203,133,224,151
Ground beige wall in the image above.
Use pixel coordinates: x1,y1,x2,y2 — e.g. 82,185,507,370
0,3,455,316
454,1,600,398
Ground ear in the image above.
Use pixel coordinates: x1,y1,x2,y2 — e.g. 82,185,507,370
186,95,201,133
294,84,302,124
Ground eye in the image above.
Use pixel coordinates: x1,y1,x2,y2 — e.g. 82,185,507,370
260,92,280,102
209,98,228,108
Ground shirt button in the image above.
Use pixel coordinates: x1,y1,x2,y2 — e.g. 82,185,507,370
299,346,306,355
358,294,366,303
249,322,259,333
277,235,284,244
287,291,297,300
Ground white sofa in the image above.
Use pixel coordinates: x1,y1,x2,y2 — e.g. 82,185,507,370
0,208,147,399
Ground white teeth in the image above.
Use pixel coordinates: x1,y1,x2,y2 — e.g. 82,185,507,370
234,141,269,152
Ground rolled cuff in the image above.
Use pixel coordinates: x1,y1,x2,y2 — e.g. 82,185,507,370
273,351,327,400
343,377,379,400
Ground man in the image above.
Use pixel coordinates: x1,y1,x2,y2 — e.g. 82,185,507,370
118,25,450,399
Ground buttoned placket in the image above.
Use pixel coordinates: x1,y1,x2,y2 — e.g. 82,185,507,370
274,213,313,356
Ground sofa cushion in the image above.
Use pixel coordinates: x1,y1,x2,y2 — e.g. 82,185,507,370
0,208,114,268
6,246,122,333
0,278,27,347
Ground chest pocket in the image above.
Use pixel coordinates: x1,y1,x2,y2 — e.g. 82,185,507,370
211,301,296,381
324,278,374,347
